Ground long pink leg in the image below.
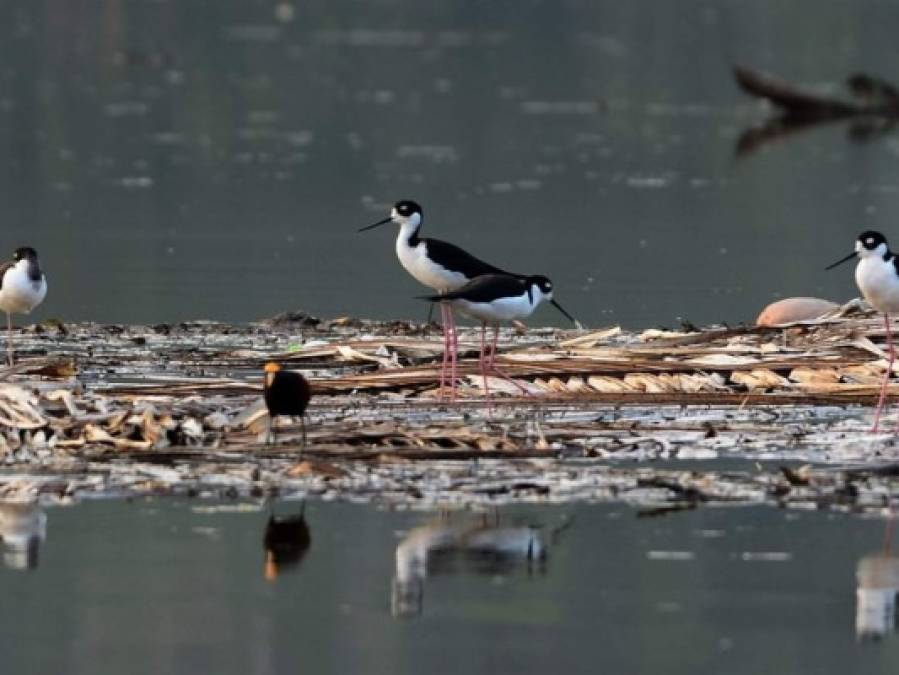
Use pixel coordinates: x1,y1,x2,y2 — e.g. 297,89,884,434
486,324,532,396
488,323,500,369
479,321,491,403
873,312,895,433
439,302,450,396
448,307,459,401
6,312,12,367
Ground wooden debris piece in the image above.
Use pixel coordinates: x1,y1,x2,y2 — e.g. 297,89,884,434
731,369,790,391
789,367,841,384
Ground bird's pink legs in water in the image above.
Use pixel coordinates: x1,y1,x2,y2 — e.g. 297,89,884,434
873,312,896,433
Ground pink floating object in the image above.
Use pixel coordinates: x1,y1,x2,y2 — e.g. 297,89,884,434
756,297,839,326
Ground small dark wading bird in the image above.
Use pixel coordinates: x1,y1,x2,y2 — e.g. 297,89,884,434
421,273,575,400
0,247,47,366
263,362,311,445
360,200,576,398
828,231,899,432
263,502,311,582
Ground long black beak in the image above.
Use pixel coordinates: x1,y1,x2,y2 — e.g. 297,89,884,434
358,216,393,233
550,298,578,326
825,252,856,270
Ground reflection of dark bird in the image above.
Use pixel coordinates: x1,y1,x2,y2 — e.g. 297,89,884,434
263,503,312,582
733,65,899,157
263,362,311,445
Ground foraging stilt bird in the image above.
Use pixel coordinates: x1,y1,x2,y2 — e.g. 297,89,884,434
828,231,899,433
263,362,311,444
0,247,47,367
421,273,575,399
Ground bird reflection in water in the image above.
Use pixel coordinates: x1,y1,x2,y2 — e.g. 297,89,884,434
391,512,567,618
263,502,311,582
0,500,46,571
856,514,899,641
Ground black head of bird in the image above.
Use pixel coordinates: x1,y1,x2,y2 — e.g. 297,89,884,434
827,230,889,270
359,200,423,232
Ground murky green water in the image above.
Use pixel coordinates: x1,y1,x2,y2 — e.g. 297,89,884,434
1,499,897,674
2,0,899,327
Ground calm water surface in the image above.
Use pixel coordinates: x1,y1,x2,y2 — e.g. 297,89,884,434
1,499,898,674
2,1,899,327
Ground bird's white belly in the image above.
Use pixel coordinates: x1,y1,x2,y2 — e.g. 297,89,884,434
454,293,535,323
396,241,468,292
0,272,46,314
857,259,899,313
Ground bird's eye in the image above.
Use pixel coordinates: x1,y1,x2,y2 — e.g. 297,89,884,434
867,238,875,246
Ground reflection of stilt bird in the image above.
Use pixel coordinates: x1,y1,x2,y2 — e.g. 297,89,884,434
856,553,899,640
0,501,46,571
263,503,311,581
391,513,553,618
263,362,311,445
0,247,47,367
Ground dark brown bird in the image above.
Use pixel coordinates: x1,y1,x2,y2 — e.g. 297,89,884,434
263,362,311,445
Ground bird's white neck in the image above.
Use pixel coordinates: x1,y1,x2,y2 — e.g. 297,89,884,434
396,218,422,249
528,284,549,308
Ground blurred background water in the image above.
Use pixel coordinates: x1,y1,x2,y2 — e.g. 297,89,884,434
3,0,899,327
1,500,897,674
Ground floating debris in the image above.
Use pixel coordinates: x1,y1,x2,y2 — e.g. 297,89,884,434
0,308,894,508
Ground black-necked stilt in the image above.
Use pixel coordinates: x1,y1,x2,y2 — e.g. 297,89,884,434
827,230,899,432
421,273,575,399
263,502,311,581
0,247,47,367
263,362,311,444
360,200,511,398
360,200,578,396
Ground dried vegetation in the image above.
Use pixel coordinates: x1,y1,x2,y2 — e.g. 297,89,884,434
0,303,898,510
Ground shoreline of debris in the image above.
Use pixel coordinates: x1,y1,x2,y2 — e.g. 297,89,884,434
0,306,897,510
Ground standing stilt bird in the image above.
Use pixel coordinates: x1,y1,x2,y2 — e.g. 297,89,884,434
360,200,510,399
0,247,47,367
828,231,899,432
360,200,577,398
421,273,575,400
263,362,311,445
